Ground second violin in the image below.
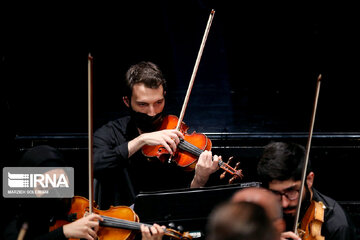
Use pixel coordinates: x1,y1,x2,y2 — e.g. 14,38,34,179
50,196,192,240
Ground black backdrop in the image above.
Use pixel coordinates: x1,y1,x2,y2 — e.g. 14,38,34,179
2,2,360,134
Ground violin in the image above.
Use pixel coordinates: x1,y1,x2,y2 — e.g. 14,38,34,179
142,114,243,180
297,200,325,240
293,74,325,240
50,196,192,240
142,10,243,182
142,115,210,170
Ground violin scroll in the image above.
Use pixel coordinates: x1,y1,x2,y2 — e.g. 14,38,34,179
165,229,193,240
219,156,244,184
166,222,193,240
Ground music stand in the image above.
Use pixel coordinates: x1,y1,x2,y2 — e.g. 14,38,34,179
133,182,261,238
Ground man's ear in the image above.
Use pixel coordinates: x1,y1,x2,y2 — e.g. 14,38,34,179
123,96,130,108
306,171,314,189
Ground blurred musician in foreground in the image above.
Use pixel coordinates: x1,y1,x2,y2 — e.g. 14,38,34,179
231,187,300,240
257,142,357,240
206,201,279,240
93,61,219,208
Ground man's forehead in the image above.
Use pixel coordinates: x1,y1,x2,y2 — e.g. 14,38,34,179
269,179,300,190
131,84,164,101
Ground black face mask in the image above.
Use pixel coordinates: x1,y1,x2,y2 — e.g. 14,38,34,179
130,109,164,132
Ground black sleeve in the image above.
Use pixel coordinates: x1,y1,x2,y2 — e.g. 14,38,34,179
34,226,66,240
93,121,130,176
328,225,357,240
3,217,66,240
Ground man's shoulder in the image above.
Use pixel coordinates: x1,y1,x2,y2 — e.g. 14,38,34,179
313,188,355,229
94,116,132,137
100,116,131,129
313,188,343,212
110,116,131,126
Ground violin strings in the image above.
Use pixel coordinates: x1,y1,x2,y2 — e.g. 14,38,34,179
100,216,180,238
178,140,204,156
178,140,241,177
100,215,144,230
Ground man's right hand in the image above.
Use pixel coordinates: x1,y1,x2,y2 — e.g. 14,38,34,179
128,129,184,157
280,231,301,240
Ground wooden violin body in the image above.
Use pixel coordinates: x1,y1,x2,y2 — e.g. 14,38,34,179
50,196,139,240
298,200,326,240
142,115,211,171
142,115,243,180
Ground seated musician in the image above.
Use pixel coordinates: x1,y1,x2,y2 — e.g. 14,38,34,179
93,61,220,208
2,145,165,240
256,142,357,240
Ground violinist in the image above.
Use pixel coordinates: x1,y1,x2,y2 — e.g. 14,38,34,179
257,142,357,240
3,145,104,240
93,61,219,208
3,145,168,240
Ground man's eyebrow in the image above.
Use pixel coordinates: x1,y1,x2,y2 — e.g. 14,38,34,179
284,184,299,191
272,184,298,193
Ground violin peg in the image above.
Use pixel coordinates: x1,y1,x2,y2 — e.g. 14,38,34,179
177,225,184,233
229,176,236,184
168,222,176,229
220,171,227,179
227,156,234,164
229,175,240,184
220,156,234,180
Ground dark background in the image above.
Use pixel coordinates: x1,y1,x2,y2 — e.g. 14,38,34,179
2,2,360,134
1,2,360,232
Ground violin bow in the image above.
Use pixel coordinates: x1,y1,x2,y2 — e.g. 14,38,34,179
176,9,215,130
88,53,94,214
293,74,322,234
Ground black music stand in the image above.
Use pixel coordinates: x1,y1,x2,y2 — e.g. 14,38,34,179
133,182,261,239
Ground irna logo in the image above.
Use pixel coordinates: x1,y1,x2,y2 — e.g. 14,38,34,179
3,167,74,198
8,172,69,188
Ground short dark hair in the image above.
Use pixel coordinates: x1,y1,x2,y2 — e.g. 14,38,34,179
207,201,278,240
124,61,167,97
257,142,312,185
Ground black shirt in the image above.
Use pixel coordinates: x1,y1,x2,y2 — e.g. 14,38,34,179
93,116,195,209
311,188,357,240
3,217,66,240
286,188,357,240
